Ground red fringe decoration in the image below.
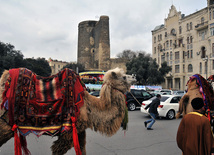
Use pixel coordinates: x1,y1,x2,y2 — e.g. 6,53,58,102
11,124,31,155
71,117,82,155
9,69,20,126
20,134,31,155
12,124,22,155
208,109,211,121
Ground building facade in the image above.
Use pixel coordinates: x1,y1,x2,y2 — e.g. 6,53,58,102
77,15,127,72
152,0,214,91
48,58,69,75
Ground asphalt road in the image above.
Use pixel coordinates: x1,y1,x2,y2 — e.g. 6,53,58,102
0,110,182,155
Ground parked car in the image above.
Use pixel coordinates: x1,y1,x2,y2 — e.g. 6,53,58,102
173,90,186,96
125,89,153,111
140,95,182,119
153,89,173,95
89,90,100,97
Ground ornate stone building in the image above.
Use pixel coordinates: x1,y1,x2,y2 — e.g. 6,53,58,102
48,58,69,75
77,15,127,72
152,0,214,90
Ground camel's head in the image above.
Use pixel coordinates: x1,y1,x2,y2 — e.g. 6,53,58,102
177,78,201,117
176,74,214,118
103,68,136,93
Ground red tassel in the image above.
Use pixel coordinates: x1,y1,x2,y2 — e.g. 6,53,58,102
71,117,82,155
20,134,31,155
12,124,22,155
208,109,211,121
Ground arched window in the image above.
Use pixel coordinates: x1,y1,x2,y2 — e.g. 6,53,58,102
201,46,206,58
190,22,192,30
179,26,182,34
171,29,176,35
187,23,189,31
170,51,172,60
201,17,205,23
167,52,169,61
190,36,193,43
166,41,169,48
188,64,193,72
154,36,156,43
187,37,189,44
158,44,162,51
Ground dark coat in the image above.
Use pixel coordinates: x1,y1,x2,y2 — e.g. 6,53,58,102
145,97,160,114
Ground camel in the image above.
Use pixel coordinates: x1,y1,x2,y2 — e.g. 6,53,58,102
0,67,136,155
176,74,214,120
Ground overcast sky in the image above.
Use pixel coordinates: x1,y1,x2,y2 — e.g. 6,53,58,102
0,0,207,62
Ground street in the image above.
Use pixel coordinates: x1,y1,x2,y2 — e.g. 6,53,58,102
0,110,182,155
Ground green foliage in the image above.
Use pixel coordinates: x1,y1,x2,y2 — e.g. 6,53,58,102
126,51,171,85
0,42,26,75
0,41,51,77
25,58,51,76
63,63,85,73
116,49,137,61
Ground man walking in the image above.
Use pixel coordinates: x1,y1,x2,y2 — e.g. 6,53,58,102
144,94,161,130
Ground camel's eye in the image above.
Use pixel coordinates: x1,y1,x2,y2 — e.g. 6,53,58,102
123,76,126,80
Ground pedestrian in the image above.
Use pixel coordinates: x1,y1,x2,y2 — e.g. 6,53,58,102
177,97,214,155
144,94,161,130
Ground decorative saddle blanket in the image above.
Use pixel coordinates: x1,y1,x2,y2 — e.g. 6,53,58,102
2,68,85,137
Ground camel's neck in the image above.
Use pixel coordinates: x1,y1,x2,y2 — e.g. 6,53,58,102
86,89,126,136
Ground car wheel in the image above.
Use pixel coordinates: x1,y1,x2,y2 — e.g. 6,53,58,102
166,110,175,120
128,102,136,111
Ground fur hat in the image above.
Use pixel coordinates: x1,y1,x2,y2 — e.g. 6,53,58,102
191,98,204,110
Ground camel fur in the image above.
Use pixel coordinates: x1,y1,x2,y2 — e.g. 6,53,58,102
0,67,135,155
176,74,214,119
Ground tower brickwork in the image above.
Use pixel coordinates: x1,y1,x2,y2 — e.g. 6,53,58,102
78,20,97,70
78,15,127,72
78,16,111,71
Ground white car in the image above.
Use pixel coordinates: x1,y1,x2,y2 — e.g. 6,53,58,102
153,89,173,95
140,95,182,119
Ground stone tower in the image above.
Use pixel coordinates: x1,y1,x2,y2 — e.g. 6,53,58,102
77,16,110,71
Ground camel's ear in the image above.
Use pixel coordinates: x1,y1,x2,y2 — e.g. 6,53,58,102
111,72,117,79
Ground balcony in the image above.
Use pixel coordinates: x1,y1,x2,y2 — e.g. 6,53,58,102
174,43,185,49
195,21,208,31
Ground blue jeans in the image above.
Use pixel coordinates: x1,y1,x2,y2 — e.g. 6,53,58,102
145,113,156,128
